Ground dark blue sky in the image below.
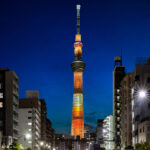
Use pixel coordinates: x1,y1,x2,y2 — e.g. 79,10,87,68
0,0,150,134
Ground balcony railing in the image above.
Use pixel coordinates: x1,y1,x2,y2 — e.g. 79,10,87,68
13,96,19,105
13,105,18,113
13,114,18,121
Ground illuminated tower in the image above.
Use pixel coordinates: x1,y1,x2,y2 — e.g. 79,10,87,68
71,4,85,139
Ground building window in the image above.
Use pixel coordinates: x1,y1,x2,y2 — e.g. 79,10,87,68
117,124,120,128
143,127,144,132
117,89,120,93
28,117,32,119
0,102,3,108
117,103,120,107
117,96,120,100
28,122,32,126
0,93,3,99
117,117,120,121
28,141,32,144
117,110,120,114
28,111,32,113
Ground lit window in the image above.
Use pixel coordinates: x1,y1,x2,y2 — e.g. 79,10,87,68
28,122,32,126
117,124,120,128
28,141,32,144
117,117,120,121
0,93,3,99
0,102,3,108
117,89,120,93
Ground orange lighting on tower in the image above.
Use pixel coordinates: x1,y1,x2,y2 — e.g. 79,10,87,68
71,4,85,139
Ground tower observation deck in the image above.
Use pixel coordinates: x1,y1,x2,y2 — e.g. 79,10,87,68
71,4,85,139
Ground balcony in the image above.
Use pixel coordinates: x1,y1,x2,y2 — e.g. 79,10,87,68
13,88,18,97
13,115,18,123
13,96,19,105
13,80,18,88
13,105,18,113
13,132,18,139
13,124,18,131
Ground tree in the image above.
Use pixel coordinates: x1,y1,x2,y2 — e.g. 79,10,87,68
12,142,21,150
136,142,150,150
125,145,134,150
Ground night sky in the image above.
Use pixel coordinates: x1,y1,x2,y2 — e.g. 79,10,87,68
1,0,150,134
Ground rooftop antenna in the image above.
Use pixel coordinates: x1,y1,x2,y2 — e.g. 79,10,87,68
76,4,81,34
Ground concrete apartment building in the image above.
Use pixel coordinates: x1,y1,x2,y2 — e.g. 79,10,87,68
96,119,104,147
132,58,150,146
120,73,133,149
113,56,125,150
18,91,41,150
84,124,90,140
0,68,19,148
138,121,150,143
116,58,150,149
40,99,47,145
46,118,54,149
103,115,114,150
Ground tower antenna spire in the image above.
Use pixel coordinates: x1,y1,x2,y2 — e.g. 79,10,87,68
76,4,81,34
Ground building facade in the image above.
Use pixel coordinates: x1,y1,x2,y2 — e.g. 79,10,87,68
84,124,90,140
0,68,19,148
96,119,104,147
120,73,133,149
114,58,150,148
132,58,150,146
45,118,55,149
113,56,126,150
138,121,150,143
71,5,85,139
40,99,47,145
103,115,114,150
18,91,41,150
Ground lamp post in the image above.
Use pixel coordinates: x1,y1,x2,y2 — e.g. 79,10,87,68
138,90,147,99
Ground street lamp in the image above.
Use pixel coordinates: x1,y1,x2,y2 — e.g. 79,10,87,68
138,90,147,98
